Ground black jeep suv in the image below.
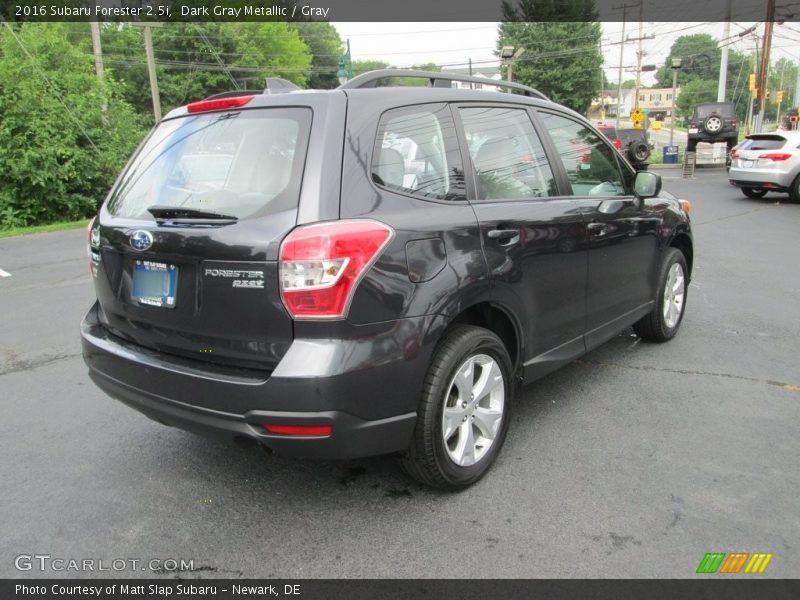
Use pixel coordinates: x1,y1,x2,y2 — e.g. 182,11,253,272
81,70,694,490
687,101,739,152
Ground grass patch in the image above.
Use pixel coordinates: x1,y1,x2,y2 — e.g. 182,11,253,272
0,218,90,239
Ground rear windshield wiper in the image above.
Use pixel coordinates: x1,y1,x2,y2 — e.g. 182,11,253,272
147,206,238,225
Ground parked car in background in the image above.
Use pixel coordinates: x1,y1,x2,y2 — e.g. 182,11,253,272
729,131,800,201
81,70,694,490
595,123,651,170
687,102,739,153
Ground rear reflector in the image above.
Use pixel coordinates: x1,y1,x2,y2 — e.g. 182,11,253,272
279,220,394,319
187,95,255,113
758,153,792,161
263,424,333,437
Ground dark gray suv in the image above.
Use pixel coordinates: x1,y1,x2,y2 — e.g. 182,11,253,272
687,101,739,152
81,70,694,489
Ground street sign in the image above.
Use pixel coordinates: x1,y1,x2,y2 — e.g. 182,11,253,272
630,108,644,129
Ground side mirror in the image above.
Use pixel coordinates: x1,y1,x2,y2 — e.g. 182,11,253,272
634,171,662,198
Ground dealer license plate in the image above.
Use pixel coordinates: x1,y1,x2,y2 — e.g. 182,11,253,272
132,260,178,308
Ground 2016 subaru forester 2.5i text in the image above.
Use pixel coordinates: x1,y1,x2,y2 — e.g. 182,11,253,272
81,70,693,490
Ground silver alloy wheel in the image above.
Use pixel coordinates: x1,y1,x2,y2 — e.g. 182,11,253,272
441,354,505,467
663,262,686,329
705,116,722,132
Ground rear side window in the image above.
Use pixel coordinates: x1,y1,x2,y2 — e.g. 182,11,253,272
372,104,465,201
107,107,312,220
459,107,557,200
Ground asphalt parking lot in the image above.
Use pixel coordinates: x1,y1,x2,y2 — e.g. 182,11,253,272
1,168,798,579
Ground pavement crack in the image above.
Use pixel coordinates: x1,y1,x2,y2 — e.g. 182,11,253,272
0,351,82,376
575,359,800,392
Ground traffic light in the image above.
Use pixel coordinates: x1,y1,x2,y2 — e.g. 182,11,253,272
776,90,784,104
749,73,756,91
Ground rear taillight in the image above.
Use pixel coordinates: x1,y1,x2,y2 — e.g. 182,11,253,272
730,119,738,128
758,153,792,161
186,95,254,113
612,138,623,151
279,220,394,319
690,121,697,128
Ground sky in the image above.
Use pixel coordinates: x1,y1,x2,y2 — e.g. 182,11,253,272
333,22,800,88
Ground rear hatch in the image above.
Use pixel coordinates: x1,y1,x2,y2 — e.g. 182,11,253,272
734,134,789,170
90,101,313,372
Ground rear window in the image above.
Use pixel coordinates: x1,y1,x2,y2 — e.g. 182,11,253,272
107,107,312,220
695,103,735,118
738,135,787,151
596,125,617,140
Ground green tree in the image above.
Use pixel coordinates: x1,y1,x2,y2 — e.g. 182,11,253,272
675,78,718,119
352,59,390,75
621,79,636,89
655,34,721,88
499,0,602,113
102,23,311,118
0,23,145,227
290,22,343,89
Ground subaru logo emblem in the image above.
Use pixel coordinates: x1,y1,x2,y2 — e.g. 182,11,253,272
129,230,153,251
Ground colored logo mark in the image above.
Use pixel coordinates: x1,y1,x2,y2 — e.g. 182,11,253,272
696,552,773,574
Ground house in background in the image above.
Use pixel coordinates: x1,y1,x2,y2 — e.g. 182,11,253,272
443,66,503,88
591,87,681,121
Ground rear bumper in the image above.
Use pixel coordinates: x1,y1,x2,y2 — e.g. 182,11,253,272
81,302,433,459
729,169,794,190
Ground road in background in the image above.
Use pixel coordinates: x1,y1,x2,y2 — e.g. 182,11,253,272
1,170,798,578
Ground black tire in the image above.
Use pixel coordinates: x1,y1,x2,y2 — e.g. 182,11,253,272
401,325,513,490
741,187,767,199
633,248,688,343
686,140,697,152
790,174,800,203
629,140,650,163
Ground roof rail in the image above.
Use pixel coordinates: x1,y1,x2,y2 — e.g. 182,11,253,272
337,69,550,101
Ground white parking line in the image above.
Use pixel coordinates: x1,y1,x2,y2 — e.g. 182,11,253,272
0,268,11,277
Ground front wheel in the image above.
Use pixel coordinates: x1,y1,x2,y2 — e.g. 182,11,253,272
401,325,513,490
741,187,767,199
633,248,688,343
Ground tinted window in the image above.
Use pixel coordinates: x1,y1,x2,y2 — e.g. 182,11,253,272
739,135,787,151
695,103,735,118
459,107,556,200
107,108,312,220
372,104,465,201
538,112,628,197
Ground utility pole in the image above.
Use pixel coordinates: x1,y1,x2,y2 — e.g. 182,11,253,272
717,0,731,102
612,2,638,130
131,22,164,123
776,60,786,126
89,22,106,114
755,0,775,132
634,0,644,111
715,1,731,161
